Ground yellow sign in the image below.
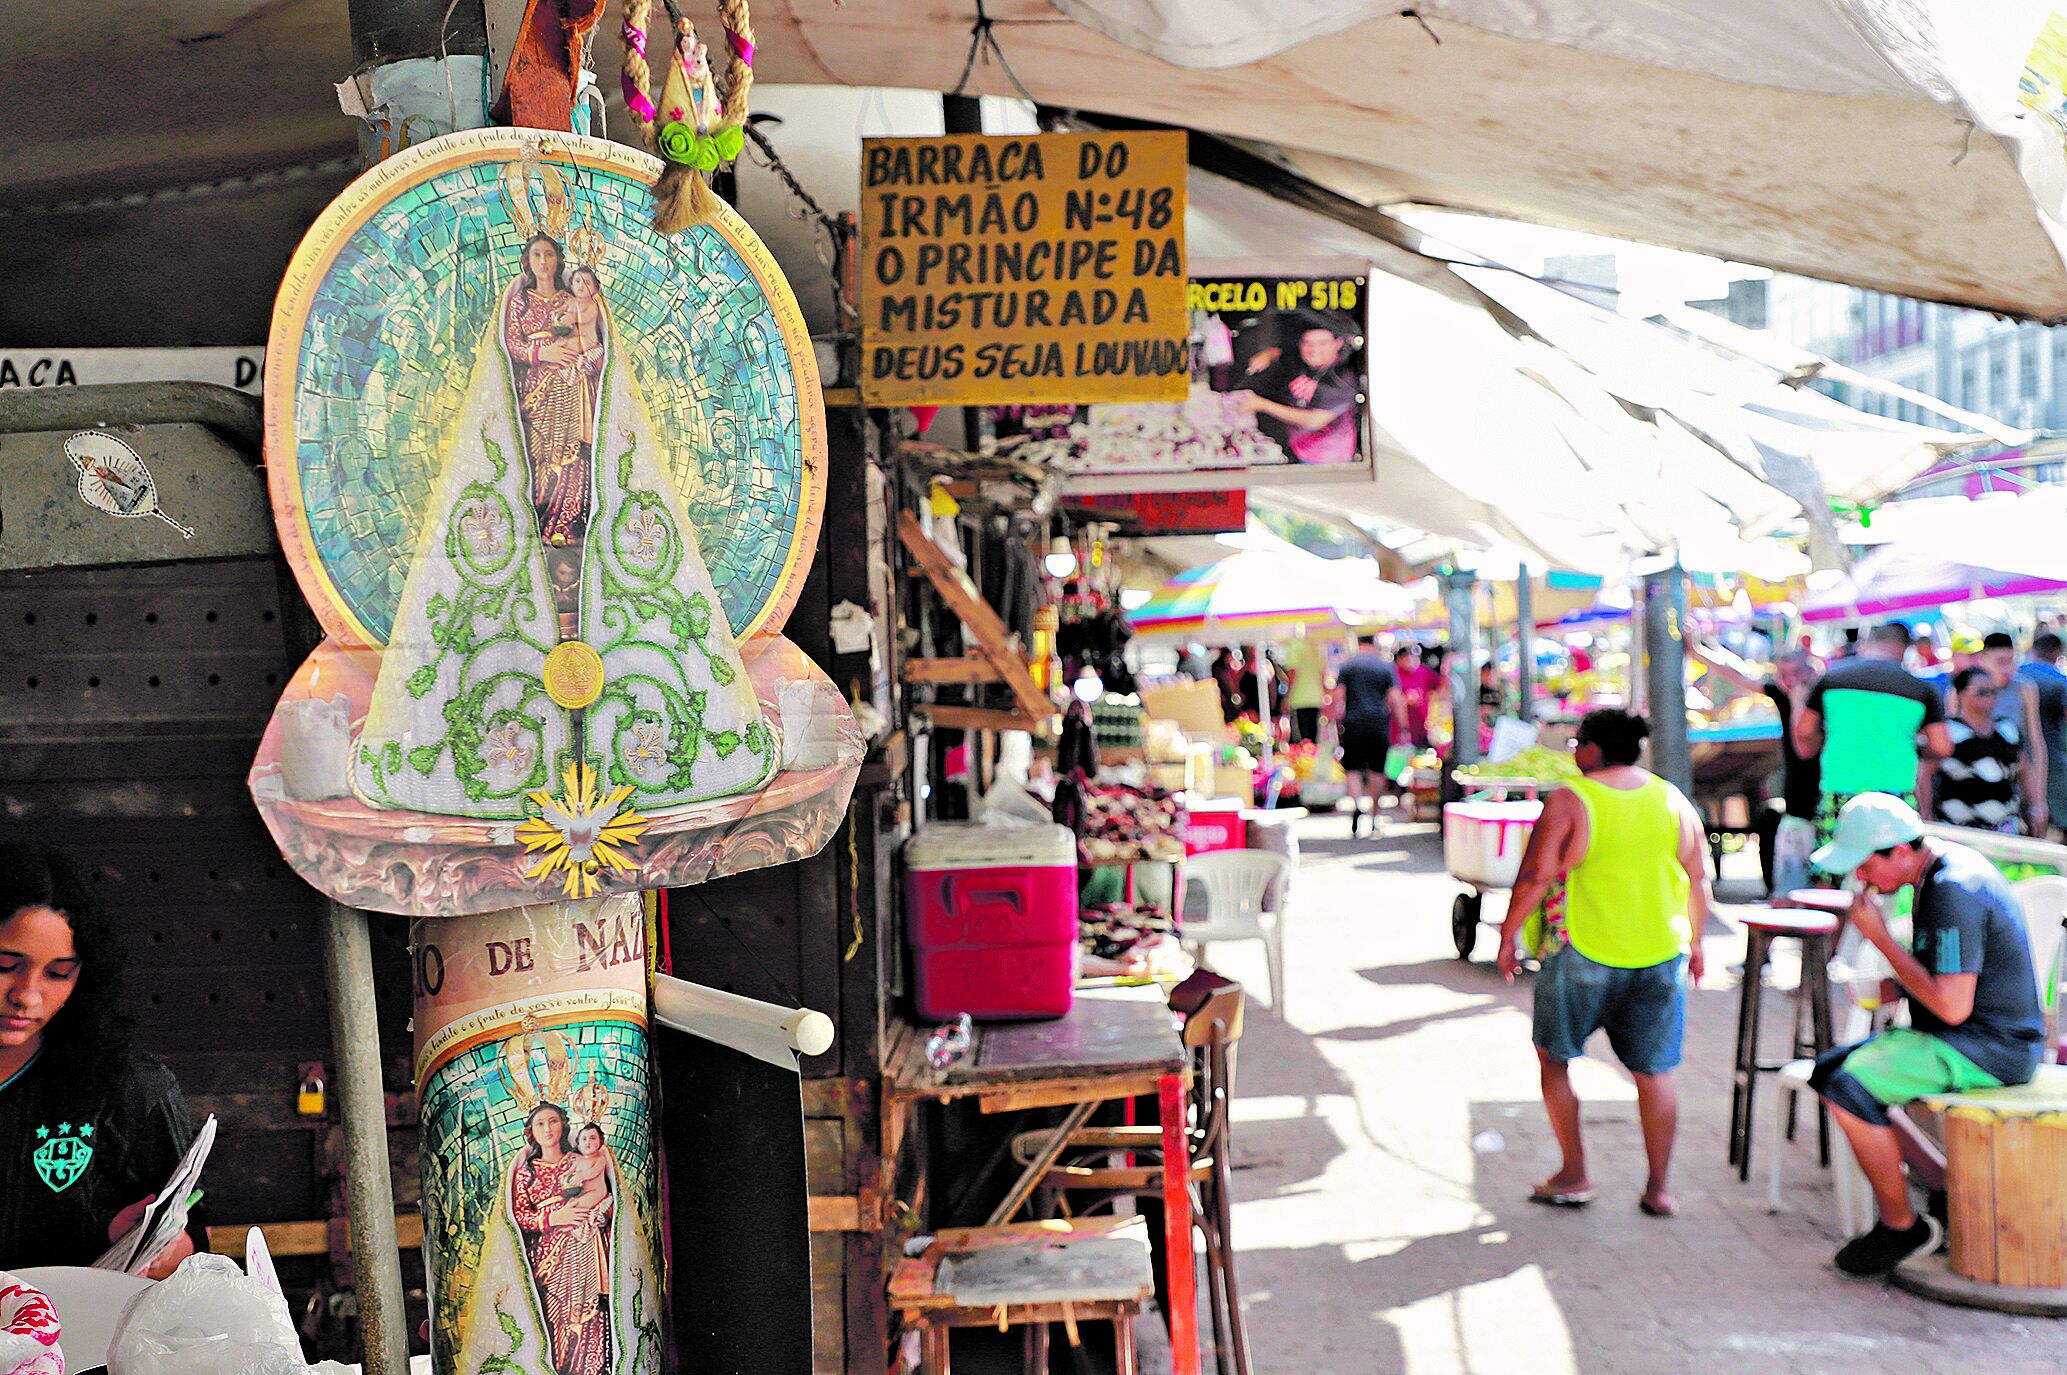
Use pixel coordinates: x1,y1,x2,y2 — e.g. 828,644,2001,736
859,130,1189,407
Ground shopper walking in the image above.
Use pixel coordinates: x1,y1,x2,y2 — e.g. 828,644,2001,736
1335,634,1407,837
1792,622,1951,880
1497,709,1711,1217
1979,631,2047,835
1923,668,2030,833
2019,631,2067,838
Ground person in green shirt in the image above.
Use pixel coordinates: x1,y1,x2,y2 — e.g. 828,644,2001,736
1281,635,1327,744
1792,622,1951,884
1498,709,1712,1217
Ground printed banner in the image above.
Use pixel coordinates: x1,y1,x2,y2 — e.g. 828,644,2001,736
248,130,863,919
991,261,1373,493
414,896,663,1375
859,130,1189,406
1063,489,1247,535
0,347,262,392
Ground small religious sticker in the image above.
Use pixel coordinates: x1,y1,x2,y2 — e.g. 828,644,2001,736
64,432,195,538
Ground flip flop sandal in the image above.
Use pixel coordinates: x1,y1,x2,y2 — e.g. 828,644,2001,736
1527,1186,1596,1208
1638,1197,1678,1218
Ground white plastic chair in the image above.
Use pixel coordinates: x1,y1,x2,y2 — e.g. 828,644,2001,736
1180,850,1292,1015
1768,918,1882,1234
1768,875,2067,1232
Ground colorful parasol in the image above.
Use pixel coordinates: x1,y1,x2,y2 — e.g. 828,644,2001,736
1130,549,1409,644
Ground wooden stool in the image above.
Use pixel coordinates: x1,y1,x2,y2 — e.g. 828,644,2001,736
1728,908,1838,1180
1894,1066,2067,1313
890,1219,1154,1374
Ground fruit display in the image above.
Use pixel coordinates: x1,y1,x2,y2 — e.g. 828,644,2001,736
1456,744,1580,785
1077,783,1189,862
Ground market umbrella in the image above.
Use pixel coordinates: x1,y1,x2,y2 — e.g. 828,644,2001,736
1802,546,2067,622
1133,549,1411,768
1130,548,1411,644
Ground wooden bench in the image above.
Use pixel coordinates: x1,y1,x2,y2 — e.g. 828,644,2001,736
889,1218,1153,1374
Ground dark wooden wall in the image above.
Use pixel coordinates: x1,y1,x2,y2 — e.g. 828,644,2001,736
662,401,906,1375
0,554,420,1330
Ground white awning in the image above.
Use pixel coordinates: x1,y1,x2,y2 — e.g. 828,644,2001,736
753,1,2067,318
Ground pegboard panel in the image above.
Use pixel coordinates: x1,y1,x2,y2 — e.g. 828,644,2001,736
0,554,415,1236
0,562,291,733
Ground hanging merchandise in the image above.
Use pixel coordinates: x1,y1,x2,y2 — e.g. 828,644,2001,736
620,0,755,231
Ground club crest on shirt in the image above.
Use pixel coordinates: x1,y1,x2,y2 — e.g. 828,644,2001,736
32,1121,94,1193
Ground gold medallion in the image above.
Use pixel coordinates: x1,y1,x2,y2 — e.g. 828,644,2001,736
542,640,605,709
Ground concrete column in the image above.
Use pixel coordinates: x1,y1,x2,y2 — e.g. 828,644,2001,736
1445,569,1480,769
1516,566,1535,716
1643,564,1694,794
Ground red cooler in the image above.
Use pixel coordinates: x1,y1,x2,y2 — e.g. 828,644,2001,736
906,821,1079,1021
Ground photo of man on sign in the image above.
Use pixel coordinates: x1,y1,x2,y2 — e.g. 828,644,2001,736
990,266,1372,492
1228,310,1363,466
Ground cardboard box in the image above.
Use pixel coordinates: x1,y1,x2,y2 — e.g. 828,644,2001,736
1210,764,1256,805
1139,679,1225,739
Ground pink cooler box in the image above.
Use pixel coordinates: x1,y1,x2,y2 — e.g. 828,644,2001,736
1184,803,1248,856
906,822,1079,1021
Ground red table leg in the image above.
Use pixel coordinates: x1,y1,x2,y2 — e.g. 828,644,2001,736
1159,1070,1199,1375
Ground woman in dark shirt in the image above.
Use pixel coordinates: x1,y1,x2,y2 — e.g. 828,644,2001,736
0,845,195,1275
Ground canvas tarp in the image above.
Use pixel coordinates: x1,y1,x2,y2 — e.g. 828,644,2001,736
752,0,2067,318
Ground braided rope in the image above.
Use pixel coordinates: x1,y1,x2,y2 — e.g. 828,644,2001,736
716,0,754,124
620,0,658,144
620,0,754,231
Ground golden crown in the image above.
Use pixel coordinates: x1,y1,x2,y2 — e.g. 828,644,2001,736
570,1076,610,1127
501,146,574,242
566,217,608,272
502,1013,576,1113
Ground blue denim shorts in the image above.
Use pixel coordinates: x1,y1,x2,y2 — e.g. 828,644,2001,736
1532,945,1686,1075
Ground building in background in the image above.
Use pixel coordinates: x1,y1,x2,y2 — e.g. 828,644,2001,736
1688,274,2067,494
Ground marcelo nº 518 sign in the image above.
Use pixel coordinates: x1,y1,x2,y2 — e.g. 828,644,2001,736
859,129,1189,407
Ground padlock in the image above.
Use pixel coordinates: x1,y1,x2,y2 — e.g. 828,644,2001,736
297,1064,327,1118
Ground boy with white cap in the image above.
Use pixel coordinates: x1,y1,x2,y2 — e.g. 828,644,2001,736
1807,793,2046,1275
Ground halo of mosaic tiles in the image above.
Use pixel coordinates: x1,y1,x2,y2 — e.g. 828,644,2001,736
289,156,807,646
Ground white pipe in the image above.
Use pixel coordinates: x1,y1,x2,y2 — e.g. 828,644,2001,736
652,973,836,1069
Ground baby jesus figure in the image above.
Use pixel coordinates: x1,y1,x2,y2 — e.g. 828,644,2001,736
564,1121,617,1230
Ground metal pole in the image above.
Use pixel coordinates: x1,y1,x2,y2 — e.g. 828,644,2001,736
1643,564,1694,794
321,902,409,1375
1516,565,1535,717
1254,649,1273,769
1445,569,1480,769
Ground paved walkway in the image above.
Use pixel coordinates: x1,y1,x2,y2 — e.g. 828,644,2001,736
1201,813,2067,1375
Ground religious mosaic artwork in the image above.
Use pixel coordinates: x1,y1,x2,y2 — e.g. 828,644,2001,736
414,897,662,1375
248,129,862,918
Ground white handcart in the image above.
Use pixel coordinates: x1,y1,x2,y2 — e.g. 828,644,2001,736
1442,775,1549,960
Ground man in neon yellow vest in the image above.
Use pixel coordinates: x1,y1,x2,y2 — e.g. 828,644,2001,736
1498,708,1713,1216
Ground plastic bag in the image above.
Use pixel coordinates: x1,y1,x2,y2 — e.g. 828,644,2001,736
0,1272,64,1375
108,1255,307,1375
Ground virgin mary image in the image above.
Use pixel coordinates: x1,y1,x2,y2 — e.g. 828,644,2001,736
453,1043,655,1374
352,150,776,821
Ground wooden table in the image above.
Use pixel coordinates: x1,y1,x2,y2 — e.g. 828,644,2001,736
886,986,1198,1375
